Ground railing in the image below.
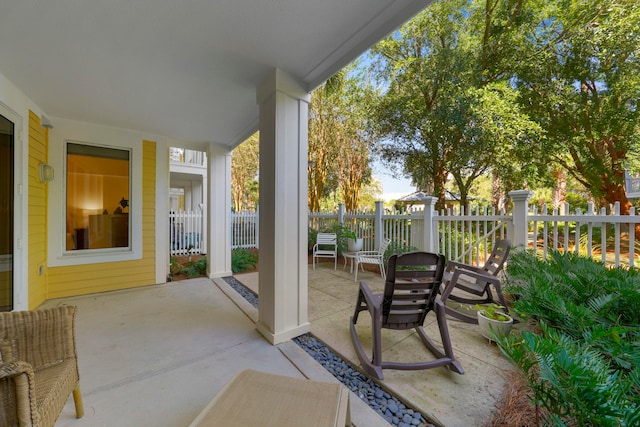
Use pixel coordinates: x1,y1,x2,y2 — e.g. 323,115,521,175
224,190,640,270
170,210,204,256
232,210,259,249
435,205,510,267
529,202,639,269
169,148,207,168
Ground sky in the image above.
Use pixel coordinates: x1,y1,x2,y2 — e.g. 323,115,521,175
371,160,415,202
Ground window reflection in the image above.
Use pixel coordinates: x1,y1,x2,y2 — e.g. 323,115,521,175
66,143,130,250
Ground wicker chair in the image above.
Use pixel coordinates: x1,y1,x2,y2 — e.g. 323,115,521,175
0,306,84,427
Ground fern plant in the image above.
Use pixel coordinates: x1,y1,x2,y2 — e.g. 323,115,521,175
231,249,258,273
500,250,640,426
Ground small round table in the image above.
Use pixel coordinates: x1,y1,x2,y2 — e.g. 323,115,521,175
342,251,359,274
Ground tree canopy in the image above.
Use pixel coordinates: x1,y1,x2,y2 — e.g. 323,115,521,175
370,0,639,212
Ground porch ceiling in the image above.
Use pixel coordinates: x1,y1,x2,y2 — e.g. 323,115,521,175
0,0,428,149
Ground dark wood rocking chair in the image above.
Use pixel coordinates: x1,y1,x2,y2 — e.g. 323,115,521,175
443,239,511,324
349,251,464,380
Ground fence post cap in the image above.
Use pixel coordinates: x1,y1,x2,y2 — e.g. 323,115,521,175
508,190,533,201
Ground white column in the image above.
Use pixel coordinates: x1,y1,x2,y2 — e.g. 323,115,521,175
155,139,170,284
255,69,311,344
206,146,232,277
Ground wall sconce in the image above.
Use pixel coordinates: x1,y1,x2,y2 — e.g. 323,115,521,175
38,163,54,183
41,115,53,129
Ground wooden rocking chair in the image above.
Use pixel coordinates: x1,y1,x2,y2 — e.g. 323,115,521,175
443,239,511,324
349,251,464,380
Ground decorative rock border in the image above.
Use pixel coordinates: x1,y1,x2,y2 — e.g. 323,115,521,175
223,277,436,427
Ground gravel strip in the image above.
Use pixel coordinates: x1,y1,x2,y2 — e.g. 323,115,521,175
223,276,436,427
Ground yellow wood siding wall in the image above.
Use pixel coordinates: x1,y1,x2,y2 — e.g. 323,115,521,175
47,140,157,299
28,111,48,308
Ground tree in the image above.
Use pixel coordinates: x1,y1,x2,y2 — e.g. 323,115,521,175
309,68,374,211
308,81,341,212
231,133,259,212
515,0,640,214
371,0,541,210
336,74,375,211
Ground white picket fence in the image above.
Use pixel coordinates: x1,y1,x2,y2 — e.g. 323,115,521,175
170,210,204,256
230,191,640,269
232,210,259,249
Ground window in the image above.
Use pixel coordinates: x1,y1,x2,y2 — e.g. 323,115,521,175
66,143,130,251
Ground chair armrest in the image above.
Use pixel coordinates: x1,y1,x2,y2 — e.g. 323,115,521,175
356,251,381,257
0,360,35,381
0,361,38,425
357,281,382,317
445,260,483,274
441,268,501,301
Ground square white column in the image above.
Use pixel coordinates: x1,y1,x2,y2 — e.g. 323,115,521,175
206,146,232,277
256,69,310,344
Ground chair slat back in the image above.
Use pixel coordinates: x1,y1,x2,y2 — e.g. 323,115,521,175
382,252,445,330
482,239,511,276
377,238,392,255
316,233,337,246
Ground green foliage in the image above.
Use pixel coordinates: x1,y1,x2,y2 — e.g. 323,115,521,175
231,249,258,273
501,250,640,425
169,258,182,277
338,225,357,242
308,227,318,251
185,256,207,278
477,303,511,322
384,240,419,262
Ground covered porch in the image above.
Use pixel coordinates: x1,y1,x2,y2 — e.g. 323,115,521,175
46,265,514,427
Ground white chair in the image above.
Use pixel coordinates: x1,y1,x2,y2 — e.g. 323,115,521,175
353,238,391,281
312,232,338,270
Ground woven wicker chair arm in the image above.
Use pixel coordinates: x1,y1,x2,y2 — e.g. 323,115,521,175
0,361,39,426
0,360,35,380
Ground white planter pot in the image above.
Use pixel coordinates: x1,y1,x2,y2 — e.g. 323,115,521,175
477,310,513,342
347,238,363,252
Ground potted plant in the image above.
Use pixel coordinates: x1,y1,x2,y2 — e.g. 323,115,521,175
339,225,363,252
476,303,513,342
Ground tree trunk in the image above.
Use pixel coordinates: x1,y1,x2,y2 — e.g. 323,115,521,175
552,168,566,214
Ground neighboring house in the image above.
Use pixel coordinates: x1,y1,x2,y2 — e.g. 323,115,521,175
169,148,207,255
169,148,207,213
0,0,429,344
625,171,640,200
396,190,472,211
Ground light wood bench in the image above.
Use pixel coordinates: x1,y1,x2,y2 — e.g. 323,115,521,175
190,369,350,427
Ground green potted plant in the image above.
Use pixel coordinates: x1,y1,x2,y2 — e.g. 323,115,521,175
339,225,363,252
476,303,513,342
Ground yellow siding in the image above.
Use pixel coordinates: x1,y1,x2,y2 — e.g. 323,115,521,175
28,111,48,308
47,140,157,299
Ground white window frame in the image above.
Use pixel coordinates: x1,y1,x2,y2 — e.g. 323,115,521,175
48,124,143,267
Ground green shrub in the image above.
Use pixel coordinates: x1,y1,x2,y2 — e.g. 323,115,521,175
185,256,207,278
308,227,318,251
500,250,640,426
169,257,183,276
232,249,258,273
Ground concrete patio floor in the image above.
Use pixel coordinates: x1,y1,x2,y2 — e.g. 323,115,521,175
42,262,519,427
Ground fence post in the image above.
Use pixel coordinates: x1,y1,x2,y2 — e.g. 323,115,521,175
421,196,437,252
509,190,533,249
374,201,383,249
338,203,345,226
